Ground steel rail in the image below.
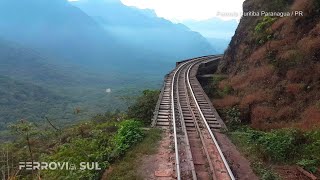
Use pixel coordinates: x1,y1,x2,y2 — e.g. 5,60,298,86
171,56,217,180
171,61,189,180
176,62,197,180
186,59,235,180
181,63,217,180
151,55,216,129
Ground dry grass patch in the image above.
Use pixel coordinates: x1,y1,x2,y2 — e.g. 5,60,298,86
275,106,296,120
240,90,272,108
291,0,314,12
298,106,320,130
286,83,304,95
218,79,230,90
251,106,275,129
286,69,301,82
213,95,240,109
248,65,274,82
229,74,249,90
298,36,320,55
248,46,267,62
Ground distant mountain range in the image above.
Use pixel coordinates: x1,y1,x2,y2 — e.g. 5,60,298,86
182,18,239,53
72,0,215,61
183,18,238,39
0,0,218,128
0,38,141,130
0,0,120,66
0,0,215,70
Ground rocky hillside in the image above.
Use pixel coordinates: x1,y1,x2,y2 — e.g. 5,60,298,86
215,0,320,130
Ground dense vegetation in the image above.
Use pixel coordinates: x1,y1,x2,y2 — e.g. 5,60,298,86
210,2,320,176
41,119,143,179
0,38,162,137
0,0,215,139
0,76,68,131
203,72,320,178
217,0,320,130
0,90,160,179
127,90,160,125
105,128,162,179
197,93,319,179
229,126,320,179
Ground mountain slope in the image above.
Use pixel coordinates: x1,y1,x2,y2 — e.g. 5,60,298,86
0,75,68,130
0,38,119,87
0,39,137,130
0,0,119,66
215,0,320,130
72,0,215,60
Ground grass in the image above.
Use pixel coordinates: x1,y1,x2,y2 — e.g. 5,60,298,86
106,128,162,180
228,129,280,179
228,126,320,178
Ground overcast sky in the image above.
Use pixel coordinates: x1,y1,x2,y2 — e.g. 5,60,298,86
120,0,245,22
69,0,245,22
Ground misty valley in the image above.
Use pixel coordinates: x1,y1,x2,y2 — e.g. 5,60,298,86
0,0,234,136
1,0,320,179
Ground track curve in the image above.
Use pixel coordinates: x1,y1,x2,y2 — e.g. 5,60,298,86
153,56,235,180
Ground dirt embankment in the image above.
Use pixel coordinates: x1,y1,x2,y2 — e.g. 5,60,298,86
215,0,320,130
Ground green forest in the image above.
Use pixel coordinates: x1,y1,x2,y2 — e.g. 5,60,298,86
0,90,160,179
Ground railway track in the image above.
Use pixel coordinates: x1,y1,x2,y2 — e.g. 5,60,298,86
152,56,235,180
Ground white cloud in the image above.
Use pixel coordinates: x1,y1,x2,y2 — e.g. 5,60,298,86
69,0,245,21
120,0,245,22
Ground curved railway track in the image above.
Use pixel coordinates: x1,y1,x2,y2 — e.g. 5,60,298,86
152,56,235,180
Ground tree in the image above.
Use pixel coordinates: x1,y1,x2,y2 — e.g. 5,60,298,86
9,119,37,178
127,90,160,125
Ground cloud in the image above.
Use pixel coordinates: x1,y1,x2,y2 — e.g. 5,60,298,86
120,0,245,21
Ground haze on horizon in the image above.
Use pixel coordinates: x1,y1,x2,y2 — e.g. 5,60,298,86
69,0,245,22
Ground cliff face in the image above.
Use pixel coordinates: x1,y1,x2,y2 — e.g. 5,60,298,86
216,0,320,130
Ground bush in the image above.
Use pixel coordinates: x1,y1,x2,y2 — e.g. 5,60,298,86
251,161,280,180
255,17,277,33
212,75,227,86
254,129,320,165
205,75,229,98
127,90,160,125
297,159,319,173
255,17,277,45
222,85,234,95
114,120,144,155
302,130,320,160
257,129,304,162
230,128,320,177
261,170,280,180
225,107,241,130
41,120,144,179
41,125,113,179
